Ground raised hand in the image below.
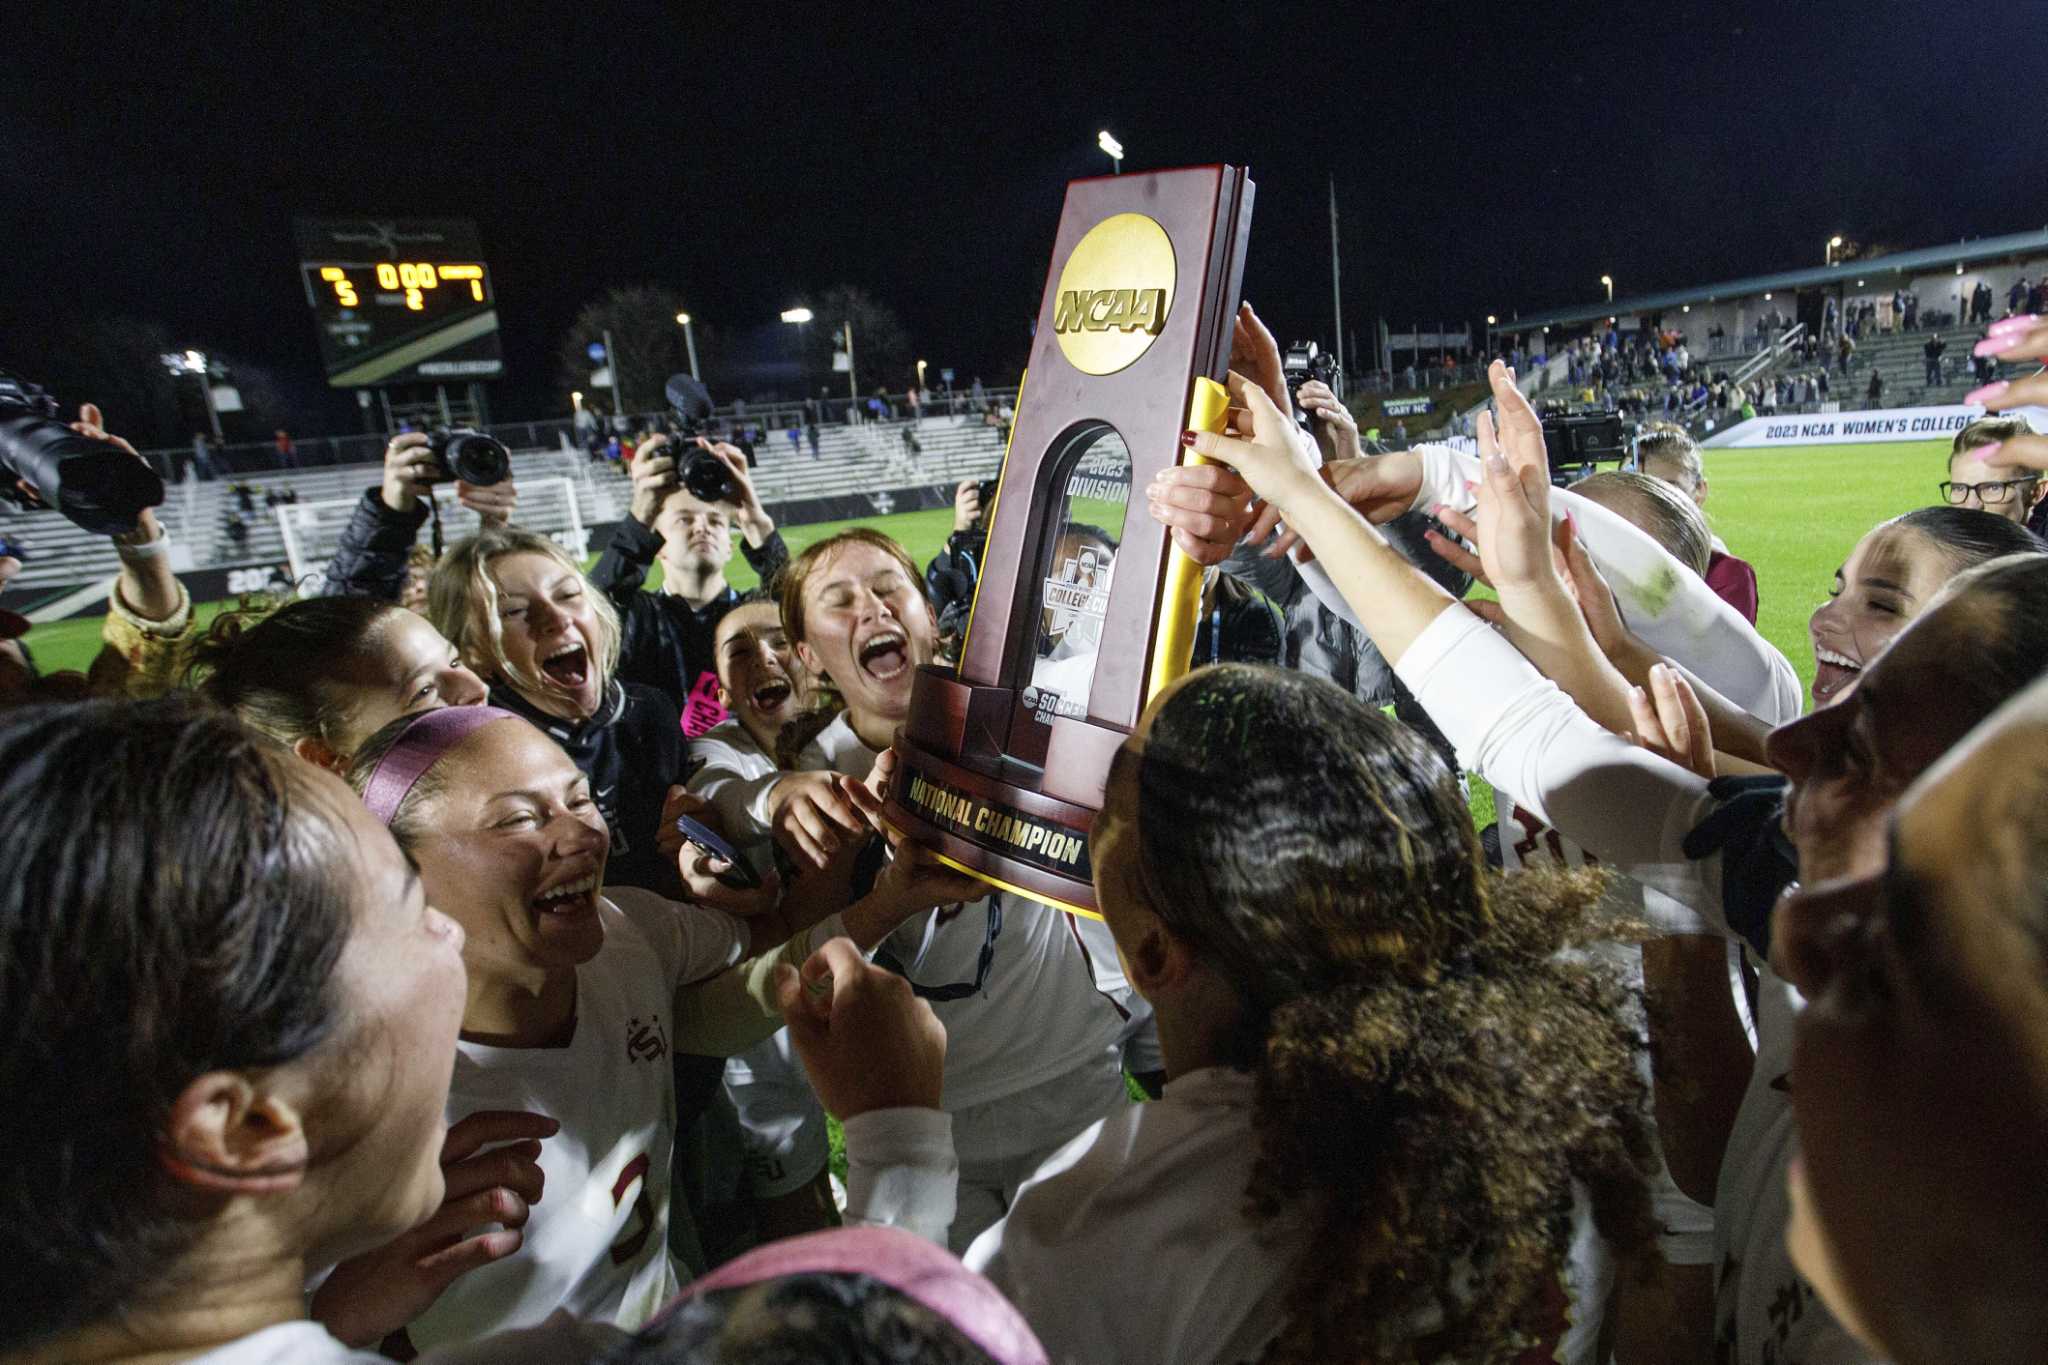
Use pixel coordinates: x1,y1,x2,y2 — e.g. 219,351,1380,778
455,478,517,529
627,434,680,526
774,937,946,1119
770,769,872,871
1185,371,1325,510
311,1110,557,1347
657,785,780,914
379,432,439,515
1625,662,1716,780
1965,315,2048,468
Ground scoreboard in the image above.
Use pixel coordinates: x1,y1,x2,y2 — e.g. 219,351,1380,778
294,218,503,388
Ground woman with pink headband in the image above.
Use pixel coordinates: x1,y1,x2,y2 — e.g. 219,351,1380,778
318,705,979,1353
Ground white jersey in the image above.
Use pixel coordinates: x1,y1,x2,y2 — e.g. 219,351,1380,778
688,719,831,1198
785,713,1133,1114
407,887,745,1347
1397,608,1875,1364
960,1067,1610,1365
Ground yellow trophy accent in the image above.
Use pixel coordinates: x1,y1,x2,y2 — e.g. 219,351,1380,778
1146,374,1232,706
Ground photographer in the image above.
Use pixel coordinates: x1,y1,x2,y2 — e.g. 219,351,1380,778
925,477,992,655
323,430,518,602
1,399,195,702
588,431,790,733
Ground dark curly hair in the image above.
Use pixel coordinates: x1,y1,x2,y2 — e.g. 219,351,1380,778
1122,665,1657,1364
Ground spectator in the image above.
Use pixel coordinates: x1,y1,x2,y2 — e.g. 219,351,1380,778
1973,278,1994,324
1942,416,2046,526
273,427,296,468
1837,332,1855,374
1634,421,1761,624
1924,334,1948,386
2010,276,2030,316
1868,369,1886,404
804,415,820,459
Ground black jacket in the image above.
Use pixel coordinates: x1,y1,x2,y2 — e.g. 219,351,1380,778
588,517,791,725
323,487,428,599
492,678,690,899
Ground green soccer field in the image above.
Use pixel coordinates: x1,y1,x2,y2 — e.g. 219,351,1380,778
21,440,1950,702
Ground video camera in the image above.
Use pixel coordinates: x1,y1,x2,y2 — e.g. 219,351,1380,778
423,427,512,486
664,374,741,506
1538,405,1627,485
0,369,164,535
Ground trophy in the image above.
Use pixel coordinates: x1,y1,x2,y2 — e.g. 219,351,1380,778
882,165,1255,917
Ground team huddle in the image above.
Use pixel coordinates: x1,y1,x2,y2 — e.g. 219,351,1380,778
3,305,2048,1365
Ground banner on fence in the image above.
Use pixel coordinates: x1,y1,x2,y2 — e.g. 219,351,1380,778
1703,404,1981,448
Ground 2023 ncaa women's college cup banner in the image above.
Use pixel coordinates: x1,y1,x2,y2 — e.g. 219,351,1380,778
1704,404,1982,448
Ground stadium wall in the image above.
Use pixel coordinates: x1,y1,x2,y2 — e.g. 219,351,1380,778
1703,403,1980,448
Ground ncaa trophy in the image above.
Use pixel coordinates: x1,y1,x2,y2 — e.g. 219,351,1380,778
882,165,1255,917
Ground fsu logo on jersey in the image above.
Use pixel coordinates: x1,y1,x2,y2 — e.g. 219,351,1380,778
625,1014,669,1064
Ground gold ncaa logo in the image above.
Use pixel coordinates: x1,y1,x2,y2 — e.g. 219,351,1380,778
1052,212,1176,376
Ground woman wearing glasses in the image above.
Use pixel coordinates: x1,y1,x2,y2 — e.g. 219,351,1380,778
1940,417,2046,525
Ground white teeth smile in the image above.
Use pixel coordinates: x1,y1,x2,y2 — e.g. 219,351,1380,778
1814,647,1861,671
536,874,598,906
545,643,583,662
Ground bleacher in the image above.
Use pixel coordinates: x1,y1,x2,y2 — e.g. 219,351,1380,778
3,413,1008,605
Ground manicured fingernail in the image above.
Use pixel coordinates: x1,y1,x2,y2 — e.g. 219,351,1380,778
1973,336,2019,357
1180,430,1197,447
1968,441,2004,463
1989,314,2037,334
1966,381,2011,405
1564,509,1579,536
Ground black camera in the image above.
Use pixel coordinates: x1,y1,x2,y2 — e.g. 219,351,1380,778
1538,406,1627,484
0,370,164,535
425,427,512,486
1281,340,1341,395
975,477,1001,525
664,373,740,506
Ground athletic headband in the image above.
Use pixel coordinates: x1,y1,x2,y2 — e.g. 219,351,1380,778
664,1226,1047,1365
361,705,515,825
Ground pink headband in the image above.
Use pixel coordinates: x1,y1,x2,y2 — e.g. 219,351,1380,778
663,1226,1046,1365
360,705,516,825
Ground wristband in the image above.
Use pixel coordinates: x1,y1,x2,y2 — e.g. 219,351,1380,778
114,527,170,562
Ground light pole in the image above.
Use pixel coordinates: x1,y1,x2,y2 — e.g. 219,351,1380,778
1600,275,1613,303
1097,130,1124,175
1825,235,1844,267
161,349,223,440
675,312,700,381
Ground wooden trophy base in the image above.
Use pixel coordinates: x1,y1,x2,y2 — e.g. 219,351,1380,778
882,665,1124,918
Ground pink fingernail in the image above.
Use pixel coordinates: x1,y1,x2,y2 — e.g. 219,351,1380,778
1973,337,2018,357
1989,314,2038,334
1966,381,2011,405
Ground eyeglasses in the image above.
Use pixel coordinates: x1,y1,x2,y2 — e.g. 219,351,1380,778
1938,476,2040,506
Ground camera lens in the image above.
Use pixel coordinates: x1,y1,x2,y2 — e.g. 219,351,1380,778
445,432,511,486
682,447,738,505
0,414,164,535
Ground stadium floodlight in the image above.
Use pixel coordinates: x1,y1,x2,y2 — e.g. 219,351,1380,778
571,390,583,409
183,349,207,372
1486,314,1497,325
1763,292,1772,301
675,312,690,325
1098,130,1124,174
1826,234,1844,266
780,307,814,324
1600,275,1613,302
675,312,701,380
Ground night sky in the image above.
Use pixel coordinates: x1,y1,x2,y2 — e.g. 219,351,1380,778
3,1,2038,431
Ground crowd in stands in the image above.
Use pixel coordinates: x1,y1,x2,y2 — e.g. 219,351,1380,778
4,254,2048,1365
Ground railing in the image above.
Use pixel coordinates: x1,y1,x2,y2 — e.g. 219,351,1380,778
135,387,1021,480
1732,322,1809,389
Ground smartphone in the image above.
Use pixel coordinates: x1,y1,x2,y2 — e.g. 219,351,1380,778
674,814,763,890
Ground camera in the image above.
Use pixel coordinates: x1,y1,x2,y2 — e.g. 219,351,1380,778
974,477,1001,525
1537,405,1627,484
424,427,511,486
664,373,740,506
0,370,164,536
1282,340,1340,395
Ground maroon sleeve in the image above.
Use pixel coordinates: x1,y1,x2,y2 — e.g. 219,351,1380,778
1705,551,1760,626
